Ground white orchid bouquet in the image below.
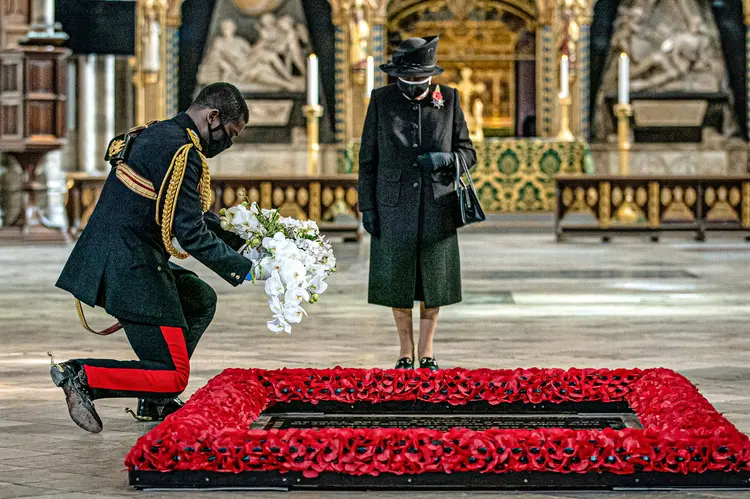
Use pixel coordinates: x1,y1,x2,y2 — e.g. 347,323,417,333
219,202,336,333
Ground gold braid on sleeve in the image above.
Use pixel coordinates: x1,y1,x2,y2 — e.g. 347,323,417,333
154,130,214,259
187,127,213,213
156,143,192,259
197,152,213,213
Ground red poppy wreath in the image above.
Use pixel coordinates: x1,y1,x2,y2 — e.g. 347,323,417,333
126,367,750,477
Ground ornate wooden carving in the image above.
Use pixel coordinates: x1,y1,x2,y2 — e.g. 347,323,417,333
556,174,750,242
0,45,71,241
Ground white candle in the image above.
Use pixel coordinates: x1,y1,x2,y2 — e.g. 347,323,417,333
366,56,375,98
307,54,319,107
559,55,569,99
143,19,161,73
44,0,55,32
618,52,630,104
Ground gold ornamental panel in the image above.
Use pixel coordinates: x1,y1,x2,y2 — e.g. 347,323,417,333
472,138,591,213
556,176,750,239
65,174,360,234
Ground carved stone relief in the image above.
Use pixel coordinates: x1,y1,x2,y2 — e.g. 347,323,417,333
594,0,737,140
198,3,310,93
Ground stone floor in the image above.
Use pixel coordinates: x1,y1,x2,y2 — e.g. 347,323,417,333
1,231,750,498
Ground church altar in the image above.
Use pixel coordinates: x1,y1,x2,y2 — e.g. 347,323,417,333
474,138,593,213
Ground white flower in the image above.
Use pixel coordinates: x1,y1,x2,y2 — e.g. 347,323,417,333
220,202,337,333
264,271,285,296
282,303,307,324
268,296,282,314
284,284,310,305
230,206,252,226
267,315,291,334
259,257,275,279
309,275,329,295
280,259,306,285
276,241,301,261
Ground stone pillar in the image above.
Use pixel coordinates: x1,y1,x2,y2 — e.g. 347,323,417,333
166,1,183,116
97,55,115,166
334,24,348,158
61,60,77,173
40,150,66,228
746,21,750,142
78,54,98,174
576,22,591,140
372,21,386,88
537,24,556,138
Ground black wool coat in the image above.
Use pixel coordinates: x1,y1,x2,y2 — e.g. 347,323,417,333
358,83,476,309
56,113,252,328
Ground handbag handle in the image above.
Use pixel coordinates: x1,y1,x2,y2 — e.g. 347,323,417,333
454,152,476,191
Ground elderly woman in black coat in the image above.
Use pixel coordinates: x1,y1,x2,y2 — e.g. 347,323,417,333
358,36,476,370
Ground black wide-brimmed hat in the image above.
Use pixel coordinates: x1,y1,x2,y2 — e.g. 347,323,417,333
379,36,444,77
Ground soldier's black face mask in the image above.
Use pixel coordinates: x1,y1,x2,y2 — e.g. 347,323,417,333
205,117,232,158
398,77,431,101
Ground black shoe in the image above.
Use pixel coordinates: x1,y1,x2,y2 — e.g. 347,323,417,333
50,362,103,433
128,397,185,422
394,357,414,369
419,357,440,371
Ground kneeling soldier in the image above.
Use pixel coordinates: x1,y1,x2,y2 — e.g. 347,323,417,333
51,83,252,432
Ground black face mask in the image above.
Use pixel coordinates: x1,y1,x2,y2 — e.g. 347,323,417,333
204,119,232,158
398,77,431,101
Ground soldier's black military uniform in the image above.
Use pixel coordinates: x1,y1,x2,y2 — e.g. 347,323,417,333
56,112,252,403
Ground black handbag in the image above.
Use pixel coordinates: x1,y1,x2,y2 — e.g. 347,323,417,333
453,152,486,228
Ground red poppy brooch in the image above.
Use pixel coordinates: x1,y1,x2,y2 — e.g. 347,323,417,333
431,85,444,109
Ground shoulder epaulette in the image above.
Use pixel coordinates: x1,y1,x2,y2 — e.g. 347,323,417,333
104,120,160,164
155,128,213,259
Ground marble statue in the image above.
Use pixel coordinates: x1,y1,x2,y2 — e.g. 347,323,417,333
471,99,485,142
610,5,644,58
629,16,715,92
278,15,309,76
141,1,162,73
593,0,736,140
349,0,372,68
199,19,253,82
453,67,486,134
198,16,308,93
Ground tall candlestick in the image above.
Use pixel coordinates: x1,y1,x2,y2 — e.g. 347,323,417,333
618,52,629,105
307,54,319,107
559,55,569,99
366,56,374,98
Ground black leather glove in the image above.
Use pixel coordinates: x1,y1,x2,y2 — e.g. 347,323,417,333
361,210,379,237
417,152,454,172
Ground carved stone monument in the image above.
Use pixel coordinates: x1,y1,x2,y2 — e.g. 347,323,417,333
198,16,308,93
594,0,738,142
197,0,335,174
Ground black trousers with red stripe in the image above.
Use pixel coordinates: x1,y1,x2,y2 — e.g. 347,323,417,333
74,274,217,401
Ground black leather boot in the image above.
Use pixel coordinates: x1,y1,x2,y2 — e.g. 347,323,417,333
50,362,103,433
128,397,185,422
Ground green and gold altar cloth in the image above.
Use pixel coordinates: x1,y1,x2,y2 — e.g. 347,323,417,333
474,138,593,213
344,138,592,213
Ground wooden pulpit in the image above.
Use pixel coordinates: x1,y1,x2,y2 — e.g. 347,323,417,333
0,44,71,242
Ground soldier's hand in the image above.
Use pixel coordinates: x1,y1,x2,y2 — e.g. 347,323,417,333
361,210,379,237
417,152,454,172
